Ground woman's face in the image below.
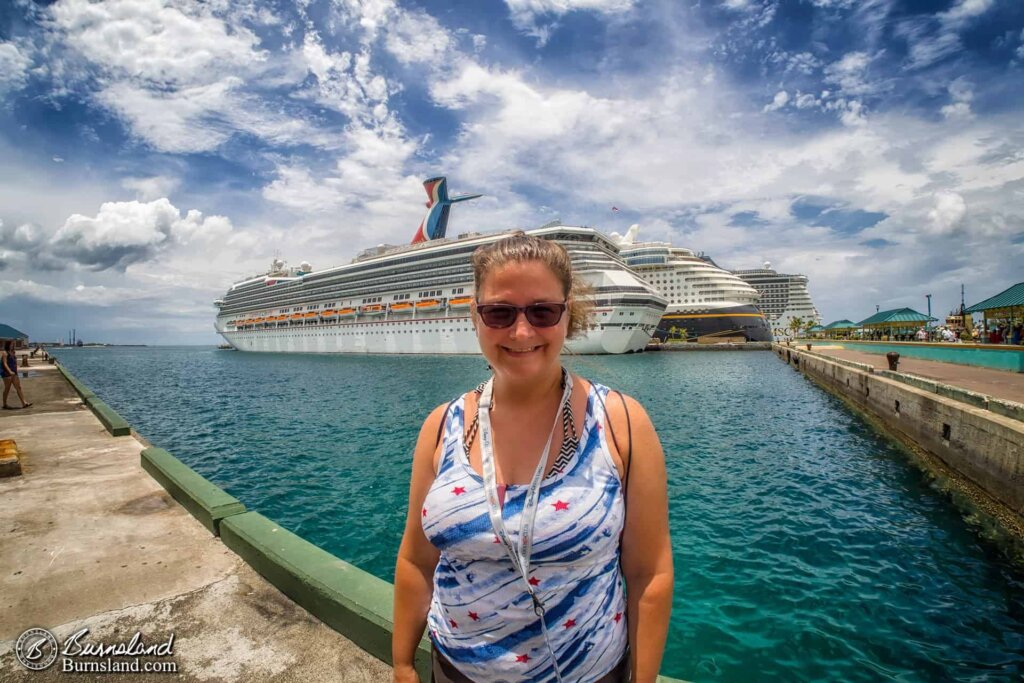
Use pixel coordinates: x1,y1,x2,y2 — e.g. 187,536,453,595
473,260,569,382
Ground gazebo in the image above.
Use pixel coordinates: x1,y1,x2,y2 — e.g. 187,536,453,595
806,324,826,339
965,282,1024,337
822,319,858,339
857,308,936,341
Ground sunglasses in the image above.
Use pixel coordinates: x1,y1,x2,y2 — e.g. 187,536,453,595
475,301,568,329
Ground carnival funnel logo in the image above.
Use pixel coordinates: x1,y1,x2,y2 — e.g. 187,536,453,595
15,628,59,670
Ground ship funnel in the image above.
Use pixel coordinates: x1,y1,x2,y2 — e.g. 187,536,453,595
410,177,482,244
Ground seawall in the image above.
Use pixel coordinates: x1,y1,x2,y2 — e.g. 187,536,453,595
774,344,1024,536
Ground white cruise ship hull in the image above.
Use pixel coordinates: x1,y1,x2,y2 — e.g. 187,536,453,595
218,308,659,355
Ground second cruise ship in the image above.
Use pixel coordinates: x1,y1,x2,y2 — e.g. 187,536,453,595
732,262,821,338
214,178,667,354
613,225,773,342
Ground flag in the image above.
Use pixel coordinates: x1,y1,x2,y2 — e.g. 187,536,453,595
611,206,620,212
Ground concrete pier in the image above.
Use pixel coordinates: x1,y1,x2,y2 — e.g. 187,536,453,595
0,364,391,681
776,344,1024,537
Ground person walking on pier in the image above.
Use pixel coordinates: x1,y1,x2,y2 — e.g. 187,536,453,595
393,233,674,683
2,340,32,409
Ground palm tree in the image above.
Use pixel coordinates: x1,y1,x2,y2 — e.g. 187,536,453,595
788,316,805,339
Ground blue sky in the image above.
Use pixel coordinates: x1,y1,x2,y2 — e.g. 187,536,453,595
1,0,1022,344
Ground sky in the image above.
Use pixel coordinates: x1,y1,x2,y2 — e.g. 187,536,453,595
1,0,1022,345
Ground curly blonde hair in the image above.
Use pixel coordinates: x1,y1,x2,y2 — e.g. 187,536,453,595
471,232,594,339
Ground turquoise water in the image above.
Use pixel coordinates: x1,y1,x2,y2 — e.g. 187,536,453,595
52,347,1024,681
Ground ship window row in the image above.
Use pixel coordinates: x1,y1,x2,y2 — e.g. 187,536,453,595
299,235,610,284
222,260,628,314
223,266,472,311
221,275,475,314
223,246,618,309
224,261,473,308
226,254,474,304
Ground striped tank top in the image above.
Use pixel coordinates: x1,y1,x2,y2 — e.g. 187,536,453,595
421,382,627,683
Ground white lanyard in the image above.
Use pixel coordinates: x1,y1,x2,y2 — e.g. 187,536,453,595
478,370,572,681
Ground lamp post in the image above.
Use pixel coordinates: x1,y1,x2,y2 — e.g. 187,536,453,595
926,293,932,340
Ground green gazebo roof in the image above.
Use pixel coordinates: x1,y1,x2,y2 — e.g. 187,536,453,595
807,325,825,332
965,282,1024,313
0,323,28,340
823,319,858,330
857,308,936,326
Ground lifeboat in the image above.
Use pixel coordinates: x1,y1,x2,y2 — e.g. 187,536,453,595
290,313,304,323
304,311,318,320
360,304,385,316
276,315,288,322
415,299,442,312
338,308,357,319
253,317,266,326
449,296,473,309
391,302,414,314
321,309,338,320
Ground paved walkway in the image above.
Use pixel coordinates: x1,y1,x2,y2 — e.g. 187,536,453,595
809,345,1024,404
0,363,390,682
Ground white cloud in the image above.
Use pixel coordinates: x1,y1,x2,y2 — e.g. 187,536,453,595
384,9,453,65
794,92,819,109
301,32,395,129
331,0,398,43
940,77,974,120
45,0,326,154
49,0,265,85
50,198,232,270
925,191,967,234
763,90,789,112
824,52,875,95
262,125,421,241
0,42,32,95
940,0,994,28
0,279,151,306
121,175,182,202
503,0,635,44
902,0,996,70
784,52,821,75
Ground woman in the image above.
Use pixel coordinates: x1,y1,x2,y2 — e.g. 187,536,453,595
2,340,32,409
393,233,673,682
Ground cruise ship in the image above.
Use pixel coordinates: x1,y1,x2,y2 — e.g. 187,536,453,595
612,226,773,342
214,178,667,354
731,262,821,338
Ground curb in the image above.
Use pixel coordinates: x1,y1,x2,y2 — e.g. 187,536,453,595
220,511,433,681
57,364,96,401
56,364,131,436
86,396,131,436
140,447,246,536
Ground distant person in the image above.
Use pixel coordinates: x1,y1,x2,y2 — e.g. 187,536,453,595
989,327,1003,344
1012,323,1022,346
915,328,927,342
2,340,32,410
393,232,673,683
971,326,981,343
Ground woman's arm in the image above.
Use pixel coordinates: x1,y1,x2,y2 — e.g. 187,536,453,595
391,403,446,682
609,394,674,683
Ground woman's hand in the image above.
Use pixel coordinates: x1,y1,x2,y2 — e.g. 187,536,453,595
392,663,420,683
